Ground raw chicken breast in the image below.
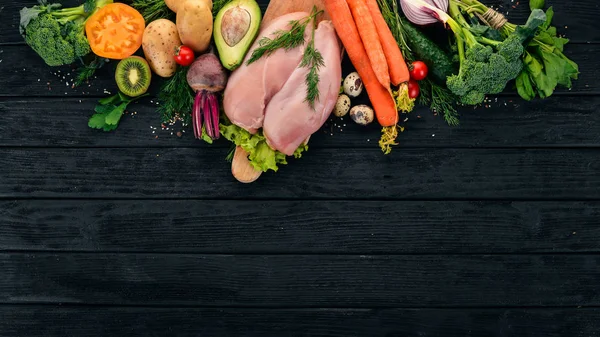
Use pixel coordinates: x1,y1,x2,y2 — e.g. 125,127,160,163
263,21,342,155
223,12,311,133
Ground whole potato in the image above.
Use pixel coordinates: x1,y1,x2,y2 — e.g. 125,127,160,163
177,0,213,53
142,19,181,78
166,0,212,13
165,0,180,12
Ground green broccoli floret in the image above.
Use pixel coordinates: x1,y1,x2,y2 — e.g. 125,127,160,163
19,0,113,67
440,2,526,105
497,34,525,62
23,14,76,66
64,19,91,57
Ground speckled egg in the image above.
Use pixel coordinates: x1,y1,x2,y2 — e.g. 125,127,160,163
334,94,351,117
349,105,374,126
343,72,363,97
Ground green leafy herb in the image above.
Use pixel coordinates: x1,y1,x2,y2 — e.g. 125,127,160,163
300,21,325,109
247,6,324,109
131,0,175,23
529,0,545,11
515,7,579,100
157,66,195,125
73,56,107,87
89,92,147,132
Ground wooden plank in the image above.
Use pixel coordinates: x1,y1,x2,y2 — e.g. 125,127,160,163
1,306,598,337
1,95,599,148
2,0,596,44
2,253,600,306
0,43,595,98
1,200,598,254
0,148,599,199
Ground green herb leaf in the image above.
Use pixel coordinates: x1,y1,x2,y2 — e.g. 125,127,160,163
516,71,535,101
89,93,146,132
105,103,128,126
529,0,545,11
88,112,110,130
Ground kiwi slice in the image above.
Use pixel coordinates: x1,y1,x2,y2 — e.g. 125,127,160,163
115,56,152,97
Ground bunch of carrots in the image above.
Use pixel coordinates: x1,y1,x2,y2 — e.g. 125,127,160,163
325,0,412,154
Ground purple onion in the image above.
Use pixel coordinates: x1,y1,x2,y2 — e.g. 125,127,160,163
400,0,449,25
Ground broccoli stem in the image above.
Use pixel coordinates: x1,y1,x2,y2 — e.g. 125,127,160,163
477,36,501,46
51,5,86,18
448,1,479,48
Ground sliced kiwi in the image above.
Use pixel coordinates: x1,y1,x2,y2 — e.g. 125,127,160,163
115,56,152,97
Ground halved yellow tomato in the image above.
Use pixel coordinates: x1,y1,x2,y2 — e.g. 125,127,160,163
86,3,146,60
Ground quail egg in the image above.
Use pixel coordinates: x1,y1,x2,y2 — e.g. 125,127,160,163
334,94,351,117
349,105,374,126
343,72,363,97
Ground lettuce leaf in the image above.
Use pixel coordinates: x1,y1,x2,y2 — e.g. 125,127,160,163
220,122,308,173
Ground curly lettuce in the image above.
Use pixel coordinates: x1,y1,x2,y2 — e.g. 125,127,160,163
220,122,308,173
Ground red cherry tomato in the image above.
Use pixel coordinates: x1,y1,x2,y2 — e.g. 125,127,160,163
409,61,429,81
408,79,420,99
174,45,195,66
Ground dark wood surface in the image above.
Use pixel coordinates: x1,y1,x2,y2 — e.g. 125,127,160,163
1,0,599,336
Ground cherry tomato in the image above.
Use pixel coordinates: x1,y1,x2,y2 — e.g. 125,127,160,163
409,61,429,81
408,79,420,99
174,46,195,66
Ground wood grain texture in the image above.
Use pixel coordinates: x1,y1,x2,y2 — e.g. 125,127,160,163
2,0,596,44
0,43,595,98
1,148,599,199
2,253,600,307
1,200,598,254
1,96,599,148
1,306,598,337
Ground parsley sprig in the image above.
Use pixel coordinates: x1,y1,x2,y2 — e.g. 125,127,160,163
88,92,148,132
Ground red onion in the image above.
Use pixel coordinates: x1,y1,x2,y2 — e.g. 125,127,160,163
400,0,450,25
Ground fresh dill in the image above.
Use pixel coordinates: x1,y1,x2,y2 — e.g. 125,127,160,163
157,66,195,125
73,56,107,88
419,79,460,126
247,6,324,109
300,18,325,109
131,0,175,23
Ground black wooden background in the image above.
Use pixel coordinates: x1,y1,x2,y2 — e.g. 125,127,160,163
1,0,599,336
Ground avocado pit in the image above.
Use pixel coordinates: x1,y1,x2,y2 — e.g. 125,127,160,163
221,7,252,47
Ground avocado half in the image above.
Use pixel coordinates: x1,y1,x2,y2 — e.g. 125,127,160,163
214,0,262,71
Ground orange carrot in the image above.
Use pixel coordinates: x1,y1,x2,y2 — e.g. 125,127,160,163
345,0,390,90
364,0,410,86
324,0,398,127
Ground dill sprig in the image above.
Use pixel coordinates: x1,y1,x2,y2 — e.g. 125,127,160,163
73,56,106,88
247,7,324,109
157,66,195,125
131,0,175,23
300,18,325,109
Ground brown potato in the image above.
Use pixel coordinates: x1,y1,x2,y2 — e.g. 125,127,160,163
177,0,213,53
142,19,181,78
166,0,212,13
165,0,180,13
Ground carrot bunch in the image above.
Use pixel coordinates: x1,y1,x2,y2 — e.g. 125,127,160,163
325,0,411,154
